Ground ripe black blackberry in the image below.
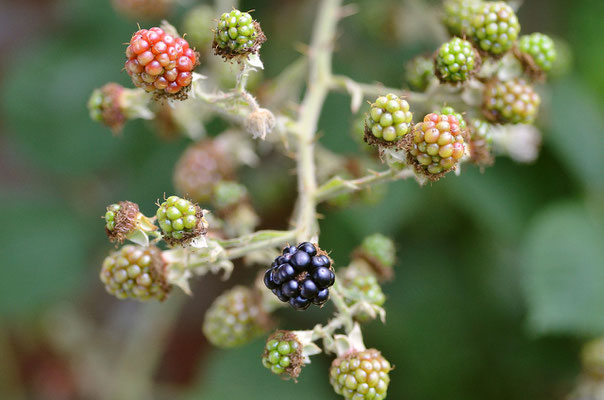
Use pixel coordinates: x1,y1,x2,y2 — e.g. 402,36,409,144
263,242,335,310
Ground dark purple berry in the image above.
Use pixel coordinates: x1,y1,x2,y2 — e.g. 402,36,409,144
282,280,299,297
311,255,330,269
264,269,277,289
312,289,329,305
283,246,297,255
297,242,317,256
277,264,296,281
290,251,311,270
313,267,333,289
300,279,318,299
272,288,289,302
289,296,311,310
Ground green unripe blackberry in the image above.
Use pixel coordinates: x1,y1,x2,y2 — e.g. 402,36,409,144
403,113,466,180
364,94,413,146
344,275,386,322
470,2,520,56
103,201,152,243
212,9,266,60
156,195,206,246
405,55,435,92
100,245,170,301
482,78,541,124
182,5,215,51
261,330,303,380
435,37,480,83
468,118,494,165
104,203,121,232
202,286,269,348
352,234,396,281
330,349,392,400
442,0,482,37
515,33,556,76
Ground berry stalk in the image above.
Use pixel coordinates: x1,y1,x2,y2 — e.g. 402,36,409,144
294,0,342,242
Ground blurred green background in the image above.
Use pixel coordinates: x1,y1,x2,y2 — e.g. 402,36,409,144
1,0,604,399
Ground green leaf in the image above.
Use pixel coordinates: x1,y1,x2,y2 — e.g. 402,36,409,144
521,201,604,336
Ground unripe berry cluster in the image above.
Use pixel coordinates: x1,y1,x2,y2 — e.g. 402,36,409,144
353,233,397,281
329,349,392,400
442,0,482,37
125,27,197,98
156,195,205,245
482,78,541,124
364,94,413,145
213,9,265,59
100,245,170,301
173,140,235,203
103,200,142,243
88,83,126,133
264,243,335,310
470,2,520,56
202,286,268,348
345,275,386,322
262,331,303,379
404,113,466,179
405,55,435,92
435,37,480,83
516,33,556,74
468,118,494,165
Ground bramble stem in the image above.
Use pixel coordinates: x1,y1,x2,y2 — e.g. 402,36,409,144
216,229,297,259
294,0,342,242
314,168,416,203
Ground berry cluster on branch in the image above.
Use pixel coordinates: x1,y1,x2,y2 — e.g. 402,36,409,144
87,0,566,397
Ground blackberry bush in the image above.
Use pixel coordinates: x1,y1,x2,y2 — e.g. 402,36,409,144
482,78,541,124
364,94,413,146
434,37,480,83
88,0,559,396
470,1,520,56
264,242,335,310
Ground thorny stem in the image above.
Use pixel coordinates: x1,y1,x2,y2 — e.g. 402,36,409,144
315,168,416,203
294,0,342,242
329,74,465,109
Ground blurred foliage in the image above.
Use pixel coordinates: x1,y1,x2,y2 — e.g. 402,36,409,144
1,0,603,399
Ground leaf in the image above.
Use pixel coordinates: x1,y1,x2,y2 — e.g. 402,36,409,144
521,201,604,336
548,78,604,191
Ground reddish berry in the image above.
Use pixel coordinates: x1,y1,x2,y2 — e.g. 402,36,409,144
125,27,197,99
403,113,466,179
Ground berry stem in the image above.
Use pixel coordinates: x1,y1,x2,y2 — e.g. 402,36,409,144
294,0,342,242
314,168,415,203
329,74,465,108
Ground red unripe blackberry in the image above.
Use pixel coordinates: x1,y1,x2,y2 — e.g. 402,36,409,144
125,27,197,99
482,78,541,124
100,245,170,301
329,349,392,400
404,113,466,179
